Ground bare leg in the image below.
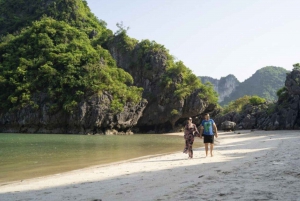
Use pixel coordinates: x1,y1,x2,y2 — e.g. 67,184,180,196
188,143,193,158
210,143,214,157
205,143,209,157
183,140,188,153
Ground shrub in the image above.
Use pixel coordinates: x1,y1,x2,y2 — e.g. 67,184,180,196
249,95,266,105
0,17,142,113
171,109,179,116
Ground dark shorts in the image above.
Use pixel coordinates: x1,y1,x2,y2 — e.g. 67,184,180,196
203,135,214,144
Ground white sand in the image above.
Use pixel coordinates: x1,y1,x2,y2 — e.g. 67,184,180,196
1,130,300,201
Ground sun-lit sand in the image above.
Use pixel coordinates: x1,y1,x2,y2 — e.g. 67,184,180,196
0,130,299,201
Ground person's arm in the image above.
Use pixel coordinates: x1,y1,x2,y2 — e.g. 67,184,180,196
194,124,200,137
184,125,188,136
199,125,203,138
213,123,218,138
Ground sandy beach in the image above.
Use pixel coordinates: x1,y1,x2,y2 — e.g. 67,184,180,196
1,130,300,201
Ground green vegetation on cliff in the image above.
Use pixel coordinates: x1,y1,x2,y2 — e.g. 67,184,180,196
0,1,142,113
0,0,218,117
140,40,218,104
0,0,112,41
112,31,219,105
222,95,266,114
221,66,288,106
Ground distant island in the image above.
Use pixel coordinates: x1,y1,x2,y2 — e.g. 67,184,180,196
199,66,289,106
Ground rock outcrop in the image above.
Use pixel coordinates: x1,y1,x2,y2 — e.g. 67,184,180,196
214,104,269,130
257,69,300,130
199,75,240,103
221,66,288,106
0,0,217,134
0,93,147,134
214,68,300,130
221,121,236,131
108,35,216,133
200,67,289,106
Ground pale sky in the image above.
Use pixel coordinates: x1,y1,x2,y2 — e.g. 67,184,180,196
86,0,300,82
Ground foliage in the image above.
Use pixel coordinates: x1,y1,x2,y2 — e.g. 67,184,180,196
222,95,267,114
293,63,300,70
0,0,112,45
115,21,130,35
266,102,277,115
198,82,219,104
249,95,266,105
160,57,217,104
165,61,200,98
0,17,142,113
126,38,219,104
114,31,139,52
276,86,288,102
0,0,219,117
171,109,179,116
222,95,251,114
221,66,289,106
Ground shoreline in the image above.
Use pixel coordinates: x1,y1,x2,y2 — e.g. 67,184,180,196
0,131,191,186
1,130,299,200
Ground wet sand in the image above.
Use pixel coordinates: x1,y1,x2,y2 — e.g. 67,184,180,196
0,130,299,201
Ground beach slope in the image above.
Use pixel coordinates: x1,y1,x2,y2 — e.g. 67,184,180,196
0,130,299,201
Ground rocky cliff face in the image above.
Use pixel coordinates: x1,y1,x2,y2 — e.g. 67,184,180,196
200,67,288,106
0,0,217,134
257,69,300,130
214,104,269,130
0,93,147,134
108,35,215,133
221,66,288,105
214,69,300,130
199,75,240,103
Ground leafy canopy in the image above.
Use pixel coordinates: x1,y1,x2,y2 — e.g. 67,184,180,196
222,95,266,114
113,34,219,105
0,17,142,113
221,66,288,106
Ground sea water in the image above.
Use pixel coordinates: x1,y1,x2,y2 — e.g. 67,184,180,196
0,133,200,183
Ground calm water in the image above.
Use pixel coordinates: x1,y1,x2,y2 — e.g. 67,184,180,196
0,133,201,184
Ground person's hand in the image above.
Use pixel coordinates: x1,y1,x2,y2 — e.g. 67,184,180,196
200,136,202,139
215,133,218,138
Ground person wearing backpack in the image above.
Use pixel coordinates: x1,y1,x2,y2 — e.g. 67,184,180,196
200,113,218,157
183,117,199,159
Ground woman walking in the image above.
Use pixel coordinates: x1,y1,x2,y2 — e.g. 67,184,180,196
183,117,199,159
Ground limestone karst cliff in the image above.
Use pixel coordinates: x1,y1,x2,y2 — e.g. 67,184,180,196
200,66,289,106
0,0,217,134
199,75,240,103
213,68,300,130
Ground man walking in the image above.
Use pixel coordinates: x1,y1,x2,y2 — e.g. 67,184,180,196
200,113,218,157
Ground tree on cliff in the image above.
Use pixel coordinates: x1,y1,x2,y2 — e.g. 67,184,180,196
0,1,143,114
0,0,219,133
222,95,266,114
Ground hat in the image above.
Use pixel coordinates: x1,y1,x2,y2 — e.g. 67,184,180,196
188,117,192,120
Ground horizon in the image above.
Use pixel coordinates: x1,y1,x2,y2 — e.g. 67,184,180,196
86,0,300,82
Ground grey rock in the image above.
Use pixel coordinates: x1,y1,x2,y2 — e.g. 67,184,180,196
214,69,300,130
221,121,236,131
0,93,147,134
199,75,240,103
108,35,216,133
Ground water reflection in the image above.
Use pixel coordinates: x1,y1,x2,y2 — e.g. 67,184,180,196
0,133,201,183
